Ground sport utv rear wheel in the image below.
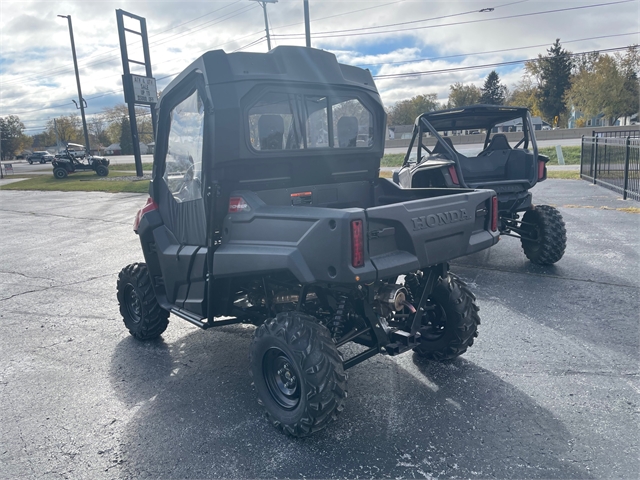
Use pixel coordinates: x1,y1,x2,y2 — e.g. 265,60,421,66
117,263,169,340
414,273,480,362
520,205,566,265
250,311,348,437
53,167,68,179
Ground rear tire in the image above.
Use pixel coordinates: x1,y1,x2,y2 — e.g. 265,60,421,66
28,160,33,165
96,165,109,177
117,263,169,340
250,311,347,437
53,167,68,179
414,273,480,362
520,205,566,265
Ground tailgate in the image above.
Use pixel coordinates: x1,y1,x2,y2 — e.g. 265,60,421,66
366,189,498,278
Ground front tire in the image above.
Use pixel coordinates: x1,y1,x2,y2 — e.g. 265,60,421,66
414,273,480,362
28,160,33,165
116,263,169,340
520,205,566,265
96,165,109,177
53,167,68,179
250,311,348,437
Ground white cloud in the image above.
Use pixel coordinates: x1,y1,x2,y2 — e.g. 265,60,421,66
1,0,637,132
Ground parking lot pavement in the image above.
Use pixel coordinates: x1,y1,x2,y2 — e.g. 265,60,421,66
0,182,638,479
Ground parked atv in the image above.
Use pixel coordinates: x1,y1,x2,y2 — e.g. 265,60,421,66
52,142,110,179
393,105,566,265
117,47,500,437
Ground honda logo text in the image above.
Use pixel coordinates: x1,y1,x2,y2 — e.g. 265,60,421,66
412,209,470,230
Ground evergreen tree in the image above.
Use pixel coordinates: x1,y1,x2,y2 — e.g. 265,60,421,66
537,39,573,124
480,71,507,105
119,116,134,155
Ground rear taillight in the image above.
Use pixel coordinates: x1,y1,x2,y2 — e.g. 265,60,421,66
491,196,498,232
133,197,158,232
228,196,251,213
538,160,546,180
351,219,365,268
448,165,459,185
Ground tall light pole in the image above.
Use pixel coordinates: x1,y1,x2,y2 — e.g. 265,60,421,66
303,0,310,47
249,0,277,51
58,14,91,152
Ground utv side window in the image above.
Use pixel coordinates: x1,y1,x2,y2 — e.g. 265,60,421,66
164,90,205,202
249,92,301,150
305,96,329,148
332,98,373,148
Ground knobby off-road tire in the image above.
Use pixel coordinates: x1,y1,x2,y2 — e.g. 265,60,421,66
250,311,348,437
414,273,480,362
116,263,169,340
96,165,109,177
520,205,566,265
53,167,68,179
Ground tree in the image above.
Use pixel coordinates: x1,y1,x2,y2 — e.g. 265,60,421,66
119,116,134,155
387,93,441,125
102,104,154,145
0,115,28,159
88,113,111,147
447,83,481,108
616,46,640,123
566,51,638,126
480,71,507,105
536,39,573,124
45,114,82,145
508,76,542,116
30,130,56,149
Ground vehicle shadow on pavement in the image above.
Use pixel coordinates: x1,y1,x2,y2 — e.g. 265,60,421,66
109,326,588,479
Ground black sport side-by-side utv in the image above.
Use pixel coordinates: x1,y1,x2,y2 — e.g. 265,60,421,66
52,142,110,179
117,47,501,437
393,106,567,265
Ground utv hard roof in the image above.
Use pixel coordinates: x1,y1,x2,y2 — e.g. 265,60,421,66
161,46,378,99
418,105,530,131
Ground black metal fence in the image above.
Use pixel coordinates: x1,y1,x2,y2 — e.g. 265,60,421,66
592,129,639,139
581,136,640,201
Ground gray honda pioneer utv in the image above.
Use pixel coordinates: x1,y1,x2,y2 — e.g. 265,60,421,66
117,46,500,437
393,106,566,265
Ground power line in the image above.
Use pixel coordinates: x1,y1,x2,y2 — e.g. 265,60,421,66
0,2,257,87
357,32,640,68
273,0,635,39
373,45,635,80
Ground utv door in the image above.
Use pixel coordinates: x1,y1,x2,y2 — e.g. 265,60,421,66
152,71,210,317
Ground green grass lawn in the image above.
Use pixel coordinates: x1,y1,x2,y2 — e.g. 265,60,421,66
0,172,150,193
110,162,154,172
538,146,581,165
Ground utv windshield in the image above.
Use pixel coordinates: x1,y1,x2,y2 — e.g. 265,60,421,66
248,90,373,151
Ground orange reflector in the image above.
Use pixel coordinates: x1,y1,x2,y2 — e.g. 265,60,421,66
491,196,499,232
351,219,364,268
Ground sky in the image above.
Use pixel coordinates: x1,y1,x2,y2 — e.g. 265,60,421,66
1,0,638,135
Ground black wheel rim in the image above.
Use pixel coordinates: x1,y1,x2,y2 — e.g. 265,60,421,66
124,284,142,324
55,170,65,178
262,347,300,410
421,303,448,341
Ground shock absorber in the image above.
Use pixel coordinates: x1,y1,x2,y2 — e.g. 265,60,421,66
331,295,349,339
404,272,422,304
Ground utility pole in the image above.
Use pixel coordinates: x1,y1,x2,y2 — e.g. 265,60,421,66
249,0,277,51
58,14,91,153
303,0,310,47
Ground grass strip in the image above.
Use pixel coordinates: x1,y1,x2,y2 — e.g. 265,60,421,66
0,172,149,193
380,169,580,180
538,146,581,165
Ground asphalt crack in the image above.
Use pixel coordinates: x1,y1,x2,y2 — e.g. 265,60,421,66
452,262,638,289
0,272,117,302
0,208,131,226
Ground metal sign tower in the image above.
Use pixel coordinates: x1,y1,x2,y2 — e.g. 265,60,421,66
116,9,158,177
